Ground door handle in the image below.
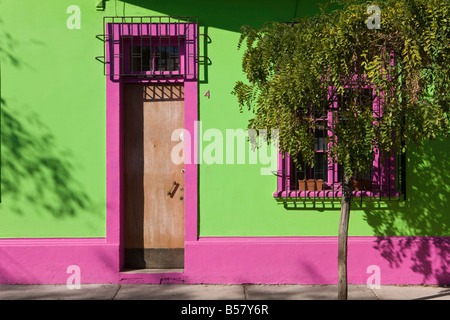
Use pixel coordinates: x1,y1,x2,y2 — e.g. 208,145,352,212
167,181,179,198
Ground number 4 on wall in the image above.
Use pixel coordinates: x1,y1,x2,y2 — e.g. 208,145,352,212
204,90,210,99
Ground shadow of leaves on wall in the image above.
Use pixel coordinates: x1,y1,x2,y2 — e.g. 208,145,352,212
0,23,20,69
362,139,450,284
1,98,93,217
0,10,94,219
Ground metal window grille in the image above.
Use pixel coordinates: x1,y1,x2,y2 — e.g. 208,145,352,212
275,86,406,205
96,16,198,80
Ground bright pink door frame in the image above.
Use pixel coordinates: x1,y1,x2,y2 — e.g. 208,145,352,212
106,22,199,278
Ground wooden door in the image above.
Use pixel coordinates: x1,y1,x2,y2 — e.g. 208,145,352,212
123,83,185,269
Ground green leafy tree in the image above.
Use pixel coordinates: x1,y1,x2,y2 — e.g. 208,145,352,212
233,0,449,299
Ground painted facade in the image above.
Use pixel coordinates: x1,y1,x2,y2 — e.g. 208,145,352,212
0,0,448,285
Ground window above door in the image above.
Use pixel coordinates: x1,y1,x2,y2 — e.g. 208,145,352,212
129,42,181,76
97,16,198,80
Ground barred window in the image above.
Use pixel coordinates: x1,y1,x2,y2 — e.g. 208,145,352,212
97,16,198,79
274,86,406,203
130,45,180,73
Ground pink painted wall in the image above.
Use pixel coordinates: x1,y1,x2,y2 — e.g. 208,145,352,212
0,237,447,284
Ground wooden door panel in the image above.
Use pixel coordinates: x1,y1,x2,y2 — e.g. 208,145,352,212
124,84,185,268
142,89,185,248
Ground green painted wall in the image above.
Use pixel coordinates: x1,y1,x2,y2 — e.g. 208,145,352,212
0,0,448,238
0,0,109,237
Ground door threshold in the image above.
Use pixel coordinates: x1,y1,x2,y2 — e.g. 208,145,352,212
121,268,184,274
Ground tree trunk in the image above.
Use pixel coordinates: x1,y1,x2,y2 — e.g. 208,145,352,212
338,173,352,300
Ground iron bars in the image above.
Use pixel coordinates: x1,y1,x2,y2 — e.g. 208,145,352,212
96,16,198,80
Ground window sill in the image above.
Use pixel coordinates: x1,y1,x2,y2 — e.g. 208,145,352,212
273,189,400,199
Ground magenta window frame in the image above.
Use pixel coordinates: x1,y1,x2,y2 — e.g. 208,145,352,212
122,37,185,77
105,20,197,80
274,83,400,199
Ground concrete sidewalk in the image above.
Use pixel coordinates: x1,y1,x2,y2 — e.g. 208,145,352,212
0,284,449,300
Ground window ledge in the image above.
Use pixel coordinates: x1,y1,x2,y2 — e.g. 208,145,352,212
273,189,400,199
